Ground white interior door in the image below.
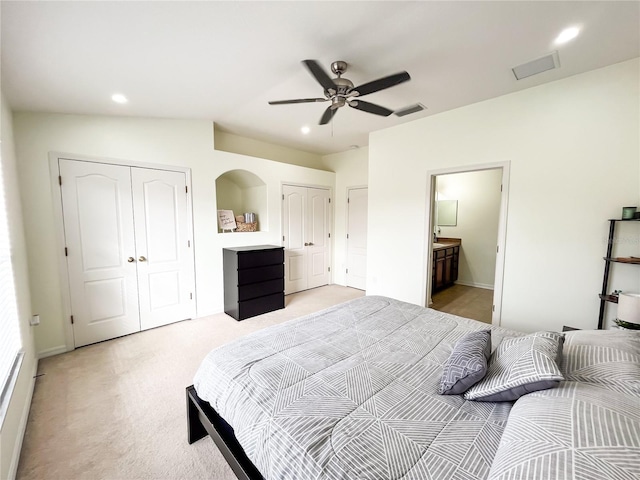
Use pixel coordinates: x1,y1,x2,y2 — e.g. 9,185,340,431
132,168,195,330
346,187,368,290
283,185,331,294
59,160,140,347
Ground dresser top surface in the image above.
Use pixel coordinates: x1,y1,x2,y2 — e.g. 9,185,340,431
224,245,283,253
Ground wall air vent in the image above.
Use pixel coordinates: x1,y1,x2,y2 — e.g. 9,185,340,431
394,103,426,117
512,51,560,80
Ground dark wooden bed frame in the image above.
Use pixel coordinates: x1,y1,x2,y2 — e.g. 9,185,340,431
186,385,264,480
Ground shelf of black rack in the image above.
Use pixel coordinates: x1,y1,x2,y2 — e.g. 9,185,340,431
599,294,619,304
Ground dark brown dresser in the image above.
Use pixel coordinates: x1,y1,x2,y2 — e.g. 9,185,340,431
223,245,285,321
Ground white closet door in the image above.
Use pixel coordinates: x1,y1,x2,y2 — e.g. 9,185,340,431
346,187,368,290
59,160,140,347
283,185,331,294
306,187,331,289
283,185,308,294
132,168,195,330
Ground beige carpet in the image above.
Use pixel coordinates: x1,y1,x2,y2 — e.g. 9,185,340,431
17,285,364,480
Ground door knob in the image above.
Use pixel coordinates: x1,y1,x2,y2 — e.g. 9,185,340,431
138,256,147,262
304,242,309,246
308,242,314,246
127,257,135,263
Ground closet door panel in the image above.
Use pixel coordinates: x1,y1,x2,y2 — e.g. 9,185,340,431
59,159,140,347
132,168,195,330
306,188,331,289
283,185,308,294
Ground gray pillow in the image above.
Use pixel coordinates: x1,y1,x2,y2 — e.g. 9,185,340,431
464,331,564,402
438,330,491,395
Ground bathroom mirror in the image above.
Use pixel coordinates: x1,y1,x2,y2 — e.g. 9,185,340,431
437,200,458,226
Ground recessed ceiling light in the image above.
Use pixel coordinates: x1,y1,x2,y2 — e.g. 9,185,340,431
111,93,128,104
555,27,580,45
301,126,310,135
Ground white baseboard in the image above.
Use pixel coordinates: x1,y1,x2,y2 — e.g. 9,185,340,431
454,280,494,290
37,345,68,359
7,359,38,480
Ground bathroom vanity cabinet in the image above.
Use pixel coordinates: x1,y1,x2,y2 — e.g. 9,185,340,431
432,238,461,291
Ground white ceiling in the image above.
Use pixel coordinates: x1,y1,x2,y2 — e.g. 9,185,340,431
1,1,638,155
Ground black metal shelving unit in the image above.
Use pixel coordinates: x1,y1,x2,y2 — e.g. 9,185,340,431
598,218,640,329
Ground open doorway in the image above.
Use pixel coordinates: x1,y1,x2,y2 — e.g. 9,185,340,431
426,163,509,325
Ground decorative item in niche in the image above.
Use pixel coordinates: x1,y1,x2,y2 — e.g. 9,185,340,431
217,210,237,232
437,200,458,226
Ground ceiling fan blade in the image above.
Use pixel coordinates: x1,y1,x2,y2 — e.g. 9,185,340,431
268,98,328,105
302,60,337,93
351,71,411,96
348,100,393,117
319,106,338,125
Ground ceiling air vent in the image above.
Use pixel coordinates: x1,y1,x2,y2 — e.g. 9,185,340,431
394,103,426,117
512,51,560,80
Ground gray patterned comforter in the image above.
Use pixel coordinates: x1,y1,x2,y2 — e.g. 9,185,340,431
194,295,523,479
487,329,640,480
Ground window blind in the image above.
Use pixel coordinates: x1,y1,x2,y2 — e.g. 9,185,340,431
0,154,21,399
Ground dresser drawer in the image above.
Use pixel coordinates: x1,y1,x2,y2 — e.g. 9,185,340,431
238,292,284,319
237,264,284,285
238,248,284,269
238,278,284,301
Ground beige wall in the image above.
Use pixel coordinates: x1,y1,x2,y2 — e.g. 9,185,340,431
0,94,38,480
368,59,640,332
12,113,335,356
214,128,325,169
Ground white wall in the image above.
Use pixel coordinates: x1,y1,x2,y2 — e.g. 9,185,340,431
436,169,502,289
320,147,369,286
12,113,335,356
0,94,38,480
368,59,640,332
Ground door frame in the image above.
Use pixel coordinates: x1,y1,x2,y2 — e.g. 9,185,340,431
424,161,510,325
49,152,195,353
280,182,334,293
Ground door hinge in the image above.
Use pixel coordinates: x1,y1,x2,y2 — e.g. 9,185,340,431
500,184,503,192
185,186,188,194
346,268,349,274
328,266,331,272
70,315,74,325
492,305,495,312
329,198,331,204
190,293,193,300
58,175,62,186
282,235,285,241
188,240,191,247
497,245,499,253
282,194,285,200
65,247,68,257
347,233,349,239
347,198,350,203
328,232,331,238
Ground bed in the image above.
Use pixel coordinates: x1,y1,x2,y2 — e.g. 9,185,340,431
187,295,640,480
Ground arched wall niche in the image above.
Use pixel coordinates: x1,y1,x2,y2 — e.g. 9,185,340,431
215,169,267,232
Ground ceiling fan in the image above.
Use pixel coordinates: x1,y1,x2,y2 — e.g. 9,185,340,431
268,60,411,125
